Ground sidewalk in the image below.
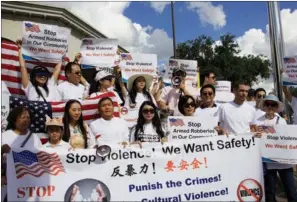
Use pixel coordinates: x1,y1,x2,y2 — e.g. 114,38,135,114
275,165,297,201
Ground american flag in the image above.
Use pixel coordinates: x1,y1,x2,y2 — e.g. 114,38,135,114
12,150,65,179
24,23,41,33
262,126,276,134
284,57,296,64
1,38,66,98
121,53,132,60
10,92,120,143
169,118,185,126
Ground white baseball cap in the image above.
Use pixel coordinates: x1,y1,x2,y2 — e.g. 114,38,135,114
94,70,114,82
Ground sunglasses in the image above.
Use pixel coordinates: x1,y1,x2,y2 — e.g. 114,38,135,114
202,92,213,96
142,108,155,114
264,102,278,108
257,94,265,99
36,72,49,77
74,71,81,75
184,102,195,108
209,76,216,79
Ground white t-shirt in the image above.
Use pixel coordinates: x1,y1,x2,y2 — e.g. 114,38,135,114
290,96,297,125
253,108,266,121
160,86,183,116
43,140,70,149
89,117,129,145
22,77,61,101
57,81,88,101
90,90,123,105
252,113,291,170
129,122,163,142
218,101,256,135
68,124,95,149
1,130,42,149
125,92,157,108
246,100,256,107
194,105,219,126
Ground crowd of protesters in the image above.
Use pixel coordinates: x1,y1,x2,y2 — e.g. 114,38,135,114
1,39,297,202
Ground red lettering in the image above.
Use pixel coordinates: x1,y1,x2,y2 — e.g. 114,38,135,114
27,187,35,197
17,187,26,198
47,186,55,196
37,186,46,197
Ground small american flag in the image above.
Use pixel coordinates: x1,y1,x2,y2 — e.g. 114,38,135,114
121,53,132,60
262,126,276,134
284,57,296,64
25,23,41,33
12,150,65,179
169,118,185,126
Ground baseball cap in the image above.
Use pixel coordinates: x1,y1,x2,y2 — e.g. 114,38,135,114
94,70,114,82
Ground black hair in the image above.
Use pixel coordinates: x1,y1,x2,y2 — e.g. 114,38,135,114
98,97,113,108
30,66,50,99
47,126,63,142
65,62,81,79
133,101,164,141
200,70,215,86
89,71,114,96
248,89,256,97
62,99,88,148
233,80,249,90
178,95,196,115
255,88,266,96
200,84,216,96
128,76,154,105
6,106,32,131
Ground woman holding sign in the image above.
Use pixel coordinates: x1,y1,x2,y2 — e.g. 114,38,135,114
252,95,297,202
16,40,62,102
130,101,166,143
125,74,156,108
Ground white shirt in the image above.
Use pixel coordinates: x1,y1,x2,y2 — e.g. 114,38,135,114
57,81,89,101
160,86,183,116
68,124,95,149
129,122,163,142
22,77,61,101
246,100,256,107
90,90,123,105
89,117,129,145
290,96,297,124
252,113,291,170
194,105,219,126
218,101,256,135
43,140,70,149
2,81,10,95
125,92,157,108
253,108,266,121
1,130,42,149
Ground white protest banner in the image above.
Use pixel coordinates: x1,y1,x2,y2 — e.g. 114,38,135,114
120,106,139,128
282,56,297,86
1,82,10,132
80,38,118,69
164,59,198,93
21,21,70,63
214,80,235,104
259,124,297,164
6,136,264,202
119,53,158,83
167,116,217,141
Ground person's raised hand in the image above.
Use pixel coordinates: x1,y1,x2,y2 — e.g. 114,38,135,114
1,144,11,154
16,39,22,49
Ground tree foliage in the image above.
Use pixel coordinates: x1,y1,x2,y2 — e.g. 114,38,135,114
175,33,270,86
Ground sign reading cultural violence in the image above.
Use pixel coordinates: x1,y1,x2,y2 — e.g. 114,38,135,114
167,116,218,141
258,124,297,164
163,59,198,94
282,55,297,86
21,21,70,63
6,136,264,201
80,38,118,70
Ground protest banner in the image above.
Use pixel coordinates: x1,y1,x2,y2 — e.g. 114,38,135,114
21,21,70,63
163,59,198,94
259,124,297,164
167,116,217,141
120,106,139,128
6,135,264,201
1,91,10,133
282,55,297,86
214,81,235,104
80,38,118,70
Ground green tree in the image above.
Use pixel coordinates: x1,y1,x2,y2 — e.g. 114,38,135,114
175,33,270,86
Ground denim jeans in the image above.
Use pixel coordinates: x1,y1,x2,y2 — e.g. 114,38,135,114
265,167,297,202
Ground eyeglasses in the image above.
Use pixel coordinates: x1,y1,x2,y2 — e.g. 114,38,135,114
202,92,213,96
142,108,155,114
74,71,81,75
209,76,216,79
257,94,265,99
264,102,278,108
184,102,195,108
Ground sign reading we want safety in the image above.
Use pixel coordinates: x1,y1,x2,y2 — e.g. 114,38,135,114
6,136,264,201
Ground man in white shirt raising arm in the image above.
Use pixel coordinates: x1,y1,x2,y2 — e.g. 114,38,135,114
217,80,256,135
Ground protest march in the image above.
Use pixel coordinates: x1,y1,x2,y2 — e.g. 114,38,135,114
1,14,297,202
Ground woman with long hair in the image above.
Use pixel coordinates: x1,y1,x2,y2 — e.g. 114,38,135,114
125,74,156,109
16,39,61,101
130,101,165,143
253,95,297,201
178,95,196,116
62,99,95,149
